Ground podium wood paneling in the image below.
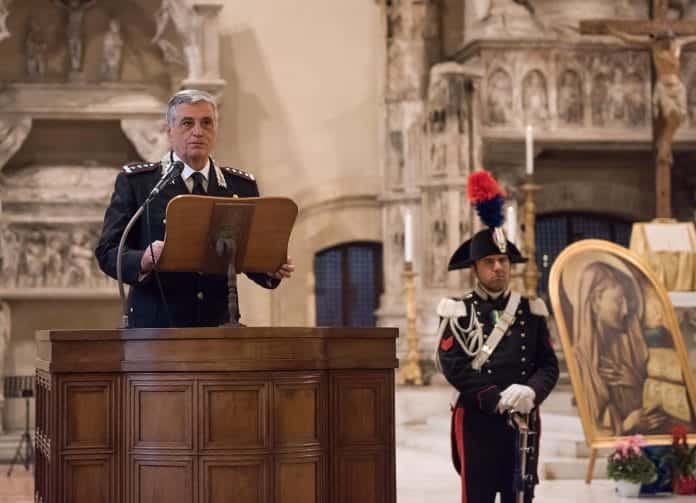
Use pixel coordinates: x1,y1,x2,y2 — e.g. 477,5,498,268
35,327,397,503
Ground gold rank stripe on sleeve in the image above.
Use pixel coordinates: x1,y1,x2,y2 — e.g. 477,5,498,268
122,162,160,175
221,166,256,182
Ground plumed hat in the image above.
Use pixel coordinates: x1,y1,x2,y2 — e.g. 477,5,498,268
448,171,527,271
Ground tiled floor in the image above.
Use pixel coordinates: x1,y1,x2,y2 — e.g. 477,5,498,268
4,459,696,502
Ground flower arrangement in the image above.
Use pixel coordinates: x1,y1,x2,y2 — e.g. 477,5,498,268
663,425,696,494
607,435,658,485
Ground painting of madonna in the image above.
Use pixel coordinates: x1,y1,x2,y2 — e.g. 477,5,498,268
550,240,696,446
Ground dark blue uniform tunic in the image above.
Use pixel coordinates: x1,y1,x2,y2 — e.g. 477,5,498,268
95,156,279,328
438,290,559,503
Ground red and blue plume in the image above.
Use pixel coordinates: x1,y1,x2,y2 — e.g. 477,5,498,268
467,170,505,228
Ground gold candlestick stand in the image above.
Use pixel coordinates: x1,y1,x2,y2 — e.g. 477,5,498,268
398,261,422,385
521,177,541,299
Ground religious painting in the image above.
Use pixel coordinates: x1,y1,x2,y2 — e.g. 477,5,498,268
549,239,696,448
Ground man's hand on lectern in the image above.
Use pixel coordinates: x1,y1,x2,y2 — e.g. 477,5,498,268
140,240,164,273
269,256,295,280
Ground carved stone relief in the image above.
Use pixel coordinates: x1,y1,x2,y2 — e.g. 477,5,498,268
0,0,10,43
426,190,449,287
482,48,650,130
488,68,513,125
0,223,112,289
121,119,170,163
522,69,549,126
0,117,32,173
100,19,124,82
466,0,545,39
385,205,405,297
0,300,8,434
557,69,583,125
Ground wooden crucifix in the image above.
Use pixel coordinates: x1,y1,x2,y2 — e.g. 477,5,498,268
581,0,696,219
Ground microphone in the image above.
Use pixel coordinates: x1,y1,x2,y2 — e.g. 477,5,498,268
146,161,184,202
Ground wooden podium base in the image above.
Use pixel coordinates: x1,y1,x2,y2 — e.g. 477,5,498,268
35,327,397,503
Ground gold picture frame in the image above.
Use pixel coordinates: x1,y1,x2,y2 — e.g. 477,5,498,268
549,239,696,454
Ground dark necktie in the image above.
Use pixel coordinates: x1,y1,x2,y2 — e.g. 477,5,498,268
191,172,206,195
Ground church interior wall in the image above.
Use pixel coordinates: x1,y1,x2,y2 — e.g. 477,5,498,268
214,0,386,325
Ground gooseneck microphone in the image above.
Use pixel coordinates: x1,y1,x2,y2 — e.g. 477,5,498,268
116,161,185,328
145,161,185,202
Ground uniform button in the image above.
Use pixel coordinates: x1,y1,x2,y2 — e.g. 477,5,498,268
476,311,481,316
162,218,166,224
521,357,526,362
520,321,525,326
517,310,522,315
521,370,527,376
521,333,526,338
129,307,134,313
197,291,204,300
521,345,526,350
487,369,492,374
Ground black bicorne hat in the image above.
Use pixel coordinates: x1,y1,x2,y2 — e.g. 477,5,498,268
448,170,527,271
447,228,527,270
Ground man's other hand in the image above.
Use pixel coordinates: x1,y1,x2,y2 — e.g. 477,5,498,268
140,240,164,273
269,256,295,280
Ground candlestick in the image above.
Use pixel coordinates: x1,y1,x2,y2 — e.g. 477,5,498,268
525,125,534,176
398,261,422,385
403,209,413,263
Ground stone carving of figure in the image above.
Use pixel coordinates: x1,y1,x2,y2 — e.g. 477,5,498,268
44,234,66,287
25,18,47,78
430,193,449,286
430,143,447,174
0,301,9,433
100,18,124,81
607,67,627,123
54,0,96,76
523,70,549,125
591,73,610,126
64,230,94,287
488,69,513,125
18,231,45,288
388,130,405,186
470,0,541,36
0,228,20,287
152,0,203,80
626,72,647,127
0,0,11,43
558,69,584,125
688,80,696,126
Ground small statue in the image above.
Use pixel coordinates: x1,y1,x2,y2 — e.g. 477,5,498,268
0,0,11,43
25,18,47,78
54,0,96,76
100,18,123,81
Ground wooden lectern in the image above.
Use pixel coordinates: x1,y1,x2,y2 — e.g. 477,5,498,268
34,327,397,502
35,195,398,501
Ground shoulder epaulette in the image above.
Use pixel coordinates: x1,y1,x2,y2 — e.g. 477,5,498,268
221,166,256,182
122,161,160,175
529,297,549,318
436,297,468,318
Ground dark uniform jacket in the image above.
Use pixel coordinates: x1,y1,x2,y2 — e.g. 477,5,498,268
437,288,559,503
95,156,279,328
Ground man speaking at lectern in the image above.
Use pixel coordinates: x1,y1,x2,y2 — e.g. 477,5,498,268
95,89,294,328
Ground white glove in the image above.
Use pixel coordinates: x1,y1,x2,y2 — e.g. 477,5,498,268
499,384,536,414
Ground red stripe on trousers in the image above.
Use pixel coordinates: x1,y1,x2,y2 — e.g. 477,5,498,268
454,407,467,503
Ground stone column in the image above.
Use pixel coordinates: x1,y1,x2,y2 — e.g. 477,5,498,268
182,0,227,99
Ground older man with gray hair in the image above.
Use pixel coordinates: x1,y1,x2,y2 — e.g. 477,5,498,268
96,89,294,328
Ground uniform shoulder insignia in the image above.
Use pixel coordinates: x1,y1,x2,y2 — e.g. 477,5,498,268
436,297,468,318
529,297,549,318
221,166,256,182
122,161,160,175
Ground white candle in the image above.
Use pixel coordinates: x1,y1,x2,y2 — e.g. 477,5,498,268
403,210,413,263
505,205,517,244
525,125,534,176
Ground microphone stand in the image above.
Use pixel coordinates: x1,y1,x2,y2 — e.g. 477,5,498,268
116,162,184,328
